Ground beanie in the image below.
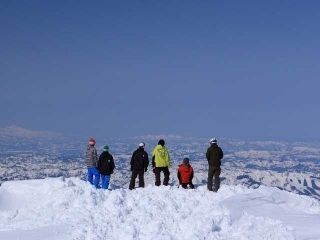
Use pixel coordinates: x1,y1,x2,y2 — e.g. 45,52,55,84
158,139,165,146
209,138,217,144
183,157,190,164
103,145,109,152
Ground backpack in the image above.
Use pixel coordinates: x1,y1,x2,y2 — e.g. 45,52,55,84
98,152,114,175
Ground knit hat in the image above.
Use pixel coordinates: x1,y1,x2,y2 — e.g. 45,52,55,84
158,139,165,146
88,137,96,146
103,145,109,152
139,142,145,148
209,138,217,144
183,157,190,164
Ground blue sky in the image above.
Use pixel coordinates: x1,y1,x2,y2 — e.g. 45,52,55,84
1,0,319,140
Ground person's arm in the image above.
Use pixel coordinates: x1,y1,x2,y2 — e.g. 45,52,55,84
111,155,115,172
190,167,194,182
130,152,135,171
152,155,155,168
94,149,98,166
144,152,149,171
220,148,224,160
177,170,181,184
167,149,172,167
206,148,210,161
97,155,101,171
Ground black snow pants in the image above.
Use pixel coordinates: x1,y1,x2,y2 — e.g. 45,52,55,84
129,170,145,190
207,167,221,192
154,167,170,186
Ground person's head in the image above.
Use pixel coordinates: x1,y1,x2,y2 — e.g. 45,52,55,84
139,142,145,149
158,139,165,146
209,138,217,145
88,137,96,146
183,157,190,165
103,145,109,152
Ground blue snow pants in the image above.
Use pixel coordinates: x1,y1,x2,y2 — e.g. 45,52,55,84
87,167,100,188
101,175,111,189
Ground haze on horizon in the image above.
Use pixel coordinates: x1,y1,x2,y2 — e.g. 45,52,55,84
1,1,319,141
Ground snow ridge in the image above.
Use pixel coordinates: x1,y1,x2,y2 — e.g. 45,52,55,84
1,178,320,240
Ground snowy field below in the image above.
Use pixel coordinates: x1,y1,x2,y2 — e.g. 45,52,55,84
0,177,320,240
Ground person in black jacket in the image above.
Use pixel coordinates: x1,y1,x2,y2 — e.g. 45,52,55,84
97,145,115,189
206,138,224,192
129,142,149,190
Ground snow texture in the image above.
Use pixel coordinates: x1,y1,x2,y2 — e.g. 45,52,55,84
1,177,320,240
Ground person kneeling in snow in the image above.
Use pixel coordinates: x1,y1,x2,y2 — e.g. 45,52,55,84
177,158,194,189
97,145,115,189
85,137,100,188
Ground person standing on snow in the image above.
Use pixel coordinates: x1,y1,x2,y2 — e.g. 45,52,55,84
152,139,171,186
85,137,100,188
129,142,149,190
206,138,224,192
97,145,115,190
177,157,194,189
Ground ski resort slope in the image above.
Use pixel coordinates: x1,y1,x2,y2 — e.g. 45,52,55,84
0,178,319,240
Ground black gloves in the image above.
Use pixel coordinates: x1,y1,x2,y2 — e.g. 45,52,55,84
145,168,148,172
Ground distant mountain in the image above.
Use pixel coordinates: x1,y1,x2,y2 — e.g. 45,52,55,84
0,125,61,141
133,134,207,142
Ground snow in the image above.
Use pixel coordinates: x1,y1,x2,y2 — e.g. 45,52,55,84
1,178,320,240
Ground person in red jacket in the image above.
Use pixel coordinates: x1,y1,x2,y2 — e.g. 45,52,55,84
177,157,194,189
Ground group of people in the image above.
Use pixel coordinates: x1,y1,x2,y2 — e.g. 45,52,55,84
85,137,224,192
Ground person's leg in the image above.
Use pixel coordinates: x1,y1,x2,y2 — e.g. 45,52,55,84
213,168,221,192
155,168,161,186
105,175,110,189
101,175,107,189
138,170,145,188
181,183,188,189
207,167,214,191
129,171,138,190
87,168,93,184
163,167,170,186
93,168,100,188
189,181,195,189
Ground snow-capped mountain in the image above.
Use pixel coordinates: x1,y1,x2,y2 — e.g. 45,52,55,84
0,131,319,200
0,125,61,141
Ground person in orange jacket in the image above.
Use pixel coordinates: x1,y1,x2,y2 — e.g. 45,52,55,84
177,157,194,189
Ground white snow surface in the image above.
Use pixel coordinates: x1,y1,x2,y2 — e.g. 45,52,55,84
0,177,320,240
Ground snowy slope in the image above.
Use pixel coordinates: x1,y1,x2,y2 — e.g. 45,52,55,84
0,178,320,240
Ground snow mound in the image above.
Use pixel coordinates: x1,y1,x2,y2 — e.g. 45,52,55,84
0,178,320,240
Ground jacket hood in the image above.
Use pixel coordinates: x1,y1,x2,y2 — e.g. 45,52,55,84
155,144,165,150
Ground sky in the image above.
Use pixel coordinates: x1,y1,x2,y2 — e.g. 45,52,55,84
1,0,319,140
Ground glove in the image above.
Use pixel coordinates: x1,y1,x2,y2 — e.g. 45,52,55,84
152,168,155,173
145,168,148,172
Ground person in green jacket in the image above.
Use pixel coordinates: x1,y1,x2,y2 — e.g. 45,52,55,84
152,139,171,186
